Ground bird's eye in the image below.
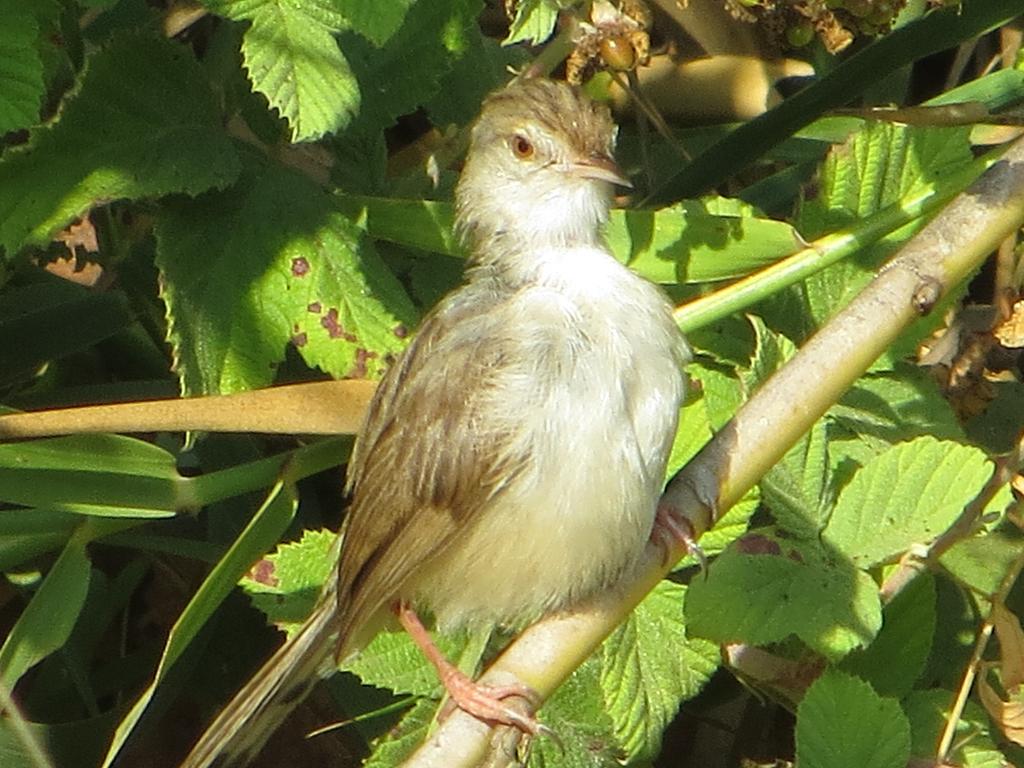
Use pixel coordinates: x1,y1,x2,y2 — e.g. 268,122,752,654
510,135,534,160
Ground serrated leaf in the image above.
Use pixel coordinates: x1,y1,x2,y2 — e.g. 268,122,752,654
0,8,43,134
796,670,910,768
337,0,416,46
840,573,935,697
822,437,993,568
941,527,1024,598
798,122,974,328
691,363,743,435
742,315,798,393
344,628,478,699
156,161,416,395
339,0,481,137
362,699,435,768
243,528,337,631
0,33,240,256
830,368,964,444
686,533,881,660
762,420,831,538
665,385,712,479
532,656,622,768
504,0,559,46
601,581,718,760
203,0,360,141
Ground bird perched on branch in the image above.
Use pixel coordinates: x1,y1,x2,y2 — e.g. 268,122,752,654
181,77,688,767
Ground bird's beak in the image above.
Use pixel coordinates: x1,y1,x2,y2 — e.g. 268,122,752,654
569,154,633,189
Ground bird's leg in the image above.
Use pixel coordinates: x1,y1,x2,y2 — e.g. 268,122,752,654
651,502,708,571
395,602,543,735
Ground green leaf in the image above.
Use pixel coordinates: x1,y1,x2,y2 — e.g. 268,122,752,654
795,670,910,768
840,573,935,697
348,627,484,700
0,7,43,134
362,699,435,768
156,161,416,395
243,528,337,632
689,359,744,431
0,524,92,688
761,420,831,538
0,508,77,571
904,689,1005,768
665,384,712,479
798,122,974,329
337,194,802,285
102,483,297,767
966,380,1024,454
830,367,965,444
0,709,119,768
686,533,881,660
0,434,182,517
0,281,134,386
504,0,559,46
337,0,416,46
940,526,1024,598
648,0,1019,202
822,437,993,568
601,581,718,760
0,33,240,256
532,656,621,768
609,200,802,285
742,316,798,392
202,0,360,141
339,0,482,137
425,29,528,127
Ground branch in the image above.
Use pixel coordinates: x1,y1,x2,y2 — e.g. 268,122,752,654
402,135,1024,768
0,380,376,439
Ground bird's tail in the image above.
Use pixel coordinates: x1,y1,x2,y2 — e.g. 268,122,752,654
180,592,339,768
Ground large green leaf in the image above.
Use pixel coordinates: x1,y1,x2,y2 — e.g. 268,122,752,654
822,437,993,568
601,581,718,760
202,0,359,141
796,671,910,768
0,33,240,256
156,160,416,395
686,532,881,660
0,4,43,135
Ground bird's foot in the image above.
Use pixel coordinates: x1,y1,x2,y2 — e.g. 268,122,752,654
652,502,707,571
395,602,547,736
436,665,544,735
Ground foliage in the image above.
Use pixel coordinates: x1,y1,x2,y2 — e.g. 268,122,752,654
0,1,1023,767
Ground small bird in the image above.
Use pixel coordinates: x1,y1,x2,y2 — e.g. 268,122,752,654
181,77,688,767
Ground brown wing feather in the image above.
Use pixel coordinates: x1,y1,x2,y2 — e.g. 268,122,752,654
333,278,529,654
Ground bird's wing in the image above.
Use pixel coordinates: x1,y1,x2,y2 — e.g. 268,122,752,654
334,280,535,650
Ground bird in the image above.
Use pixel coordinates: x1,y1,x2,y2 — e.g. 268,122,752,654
180,76,689,767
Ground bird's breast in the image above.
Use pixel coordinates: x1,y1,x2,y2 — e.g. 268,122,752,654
411,249,687,631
